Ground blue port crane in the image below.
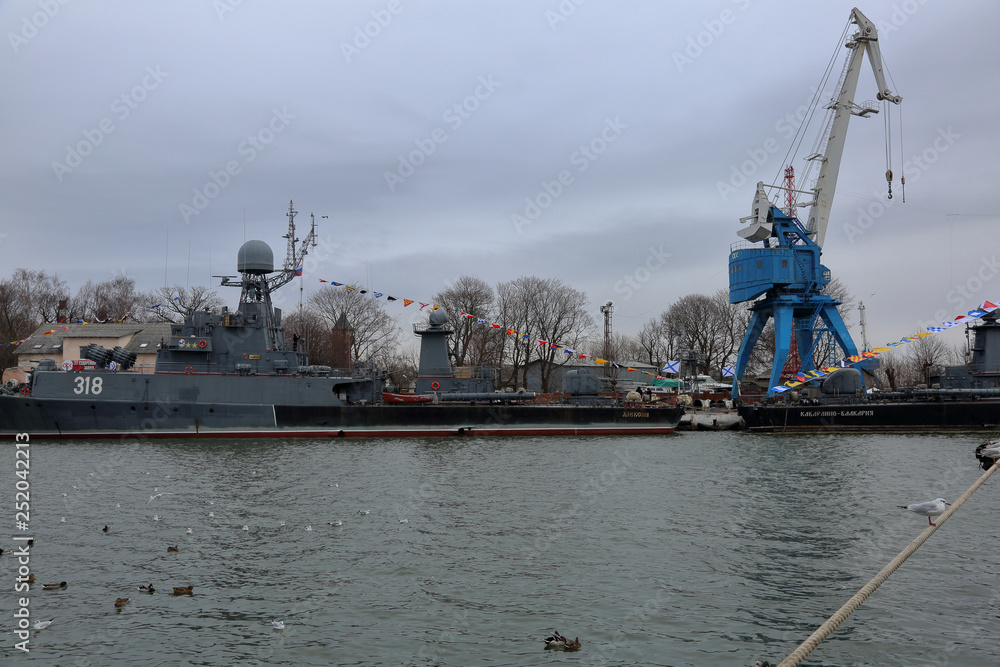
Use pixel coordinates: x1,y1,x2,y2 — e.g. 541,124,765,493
729,8,902,398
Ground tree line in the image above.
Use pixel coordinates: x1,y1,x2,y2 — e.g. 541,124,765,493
0,268,965,392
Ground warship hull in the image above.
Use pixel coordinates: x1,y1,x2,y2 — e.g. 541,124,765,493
3,207,685,440
0,393,683,438
739,399,1000,433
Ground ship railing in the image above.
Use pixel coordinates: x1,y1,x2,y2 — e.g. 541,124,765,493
420,367,454,378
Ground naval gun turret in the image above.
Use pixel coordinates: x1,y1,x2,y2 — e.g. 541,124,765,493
413,309,496,395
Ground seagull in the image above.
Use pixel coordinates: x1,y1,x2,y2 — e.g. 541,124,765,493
399,519,408,524
187,528,193,534
271,620,285,630
208,512,214,518
278,520,285,527
359,510,370,515
242,525,249,531
147,492,175,504
899,498,951,526
328,520,342,527
305,526,312,531
33,619,54,630
153,515,161,522
60,517,66,523
978,442,1000,459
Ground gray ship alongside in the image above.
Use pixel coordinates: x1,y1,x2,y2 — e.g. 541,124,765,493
0,203,683,439
739,310,1000,432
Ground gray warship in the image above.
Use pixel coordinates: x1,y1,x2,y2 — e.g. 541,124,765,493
739,311,1000,432
0,203,683,438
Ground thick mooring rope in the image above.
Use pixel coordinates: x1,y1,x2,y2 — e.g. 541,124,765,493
773,459,1000,667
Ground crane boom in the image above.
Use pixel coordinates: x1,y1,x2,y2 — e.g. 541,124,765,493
805,7,901,248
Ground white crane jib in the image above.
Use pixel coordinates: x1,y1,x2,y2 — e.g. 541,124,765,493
804,7,902,248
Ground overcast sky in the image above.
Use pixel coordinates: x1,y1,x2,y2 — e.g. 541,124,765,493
3,0,998,354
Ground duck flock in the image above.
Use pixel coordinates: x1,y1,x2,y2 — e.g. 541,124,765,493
22,470,406,641
27,467,585,654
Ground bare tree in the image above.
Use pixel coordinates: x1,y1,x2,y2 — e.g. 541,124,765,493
139,285,227,323
610,332,644,363
308,285,401,364
497,276,594,392
876,349,903,390
711,288,748,372
666,293,733,376
493,278,535,388
432,275,495,367
283,308,334,366
6,269,69,323
636,317,669,368
66,274,144,322
494,276,594,391
904,334,948,386
0,270,69,369
380,345,420,391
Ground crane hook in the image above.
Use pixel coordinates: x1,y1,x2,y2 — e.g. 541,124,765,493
886,169,893,200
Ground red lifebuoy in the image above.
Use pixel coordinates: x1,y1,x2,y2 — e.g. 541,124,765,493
19,386,30,396
184,366,194,374
430,381,440,390
198,340,207,349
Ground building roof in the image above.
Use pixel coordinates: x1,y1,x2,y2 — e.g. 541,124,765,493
123,323,172,352
15,322,171,356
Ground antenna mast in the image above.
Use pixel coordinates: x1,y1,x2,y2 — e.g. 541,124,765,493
859,301,871,352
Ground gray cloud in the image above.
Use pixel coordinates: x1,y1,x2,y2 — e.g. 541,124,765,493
2,0,998,351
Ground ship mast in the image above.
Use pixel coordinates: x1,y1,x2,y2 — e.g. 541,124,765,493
269,200,318,294
217,200,321,352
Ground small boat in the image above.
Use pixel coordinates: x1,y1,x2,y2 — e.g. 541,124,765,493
381,392,433,404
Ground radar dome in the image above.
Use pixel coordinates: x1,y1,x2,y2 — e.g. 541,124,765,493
237,240,274,274
429,309,449,326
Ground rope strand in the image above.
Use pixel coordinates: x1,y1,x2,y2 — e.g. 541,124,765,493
772,459,1000,667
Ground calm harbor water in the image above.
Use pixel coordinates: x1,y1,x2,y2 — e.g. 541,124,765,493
2,432,998,666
